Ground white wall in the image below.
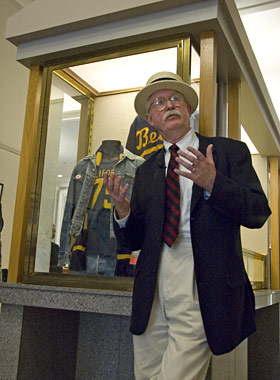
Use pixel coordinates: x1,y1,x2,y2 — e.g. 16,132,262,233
241,154,269,254
92,92,137,153
0,1,29,268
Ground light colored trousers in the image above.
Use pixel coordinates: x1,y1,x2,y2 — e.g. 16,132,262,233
133,237,211,380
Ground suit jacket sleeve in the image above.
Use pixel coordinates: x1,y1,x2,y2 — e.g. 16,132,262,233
206,139,271,228
113,166,146,251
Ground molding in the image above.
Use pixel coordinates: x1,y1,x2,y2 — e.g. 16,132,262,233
236,0,280,15
0,143,21,156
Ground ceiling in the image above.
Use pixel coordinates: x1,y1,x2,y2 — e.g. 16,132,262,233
6,0,280,184
7,0,280,115
6,0,280,122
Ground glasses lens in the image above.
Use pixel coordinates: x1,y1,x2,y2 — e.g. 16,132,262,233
170,95,183,105
154,98,166,110
150,95,184,112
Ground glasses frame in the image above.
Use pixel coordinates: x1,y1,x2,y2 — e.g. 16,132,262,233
148,93,186,113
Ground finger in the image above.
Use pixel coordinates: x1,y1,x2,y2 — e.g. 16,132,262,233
107,172,121,195
187,146,205,161
177,150,196,165
174,168,193,179
106,172,115,191
176,156,194,172
206,144,214,163
120,183,130,198
112,174,122,194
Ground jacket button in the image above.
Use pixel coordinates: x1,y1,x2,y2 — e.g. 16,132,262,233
190,217,194,221
151,266,157,273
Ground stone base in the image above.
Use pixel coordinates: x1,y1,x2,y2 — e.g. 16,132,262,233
0,284,279,379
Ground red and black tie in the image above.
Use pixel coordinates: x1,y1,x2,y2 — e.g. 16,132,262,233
162,144,180,247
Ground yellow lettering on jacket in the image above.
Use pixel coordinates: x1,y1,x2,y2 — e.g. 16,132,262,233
136,127,163,150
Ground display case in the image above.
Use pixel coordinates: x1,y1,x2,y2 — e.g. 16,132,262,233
243,249,268,290
7,0,278,291
19,35,200,290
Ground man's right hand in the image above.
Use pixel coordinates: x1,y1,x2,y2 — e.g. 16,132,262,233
104,172,130,219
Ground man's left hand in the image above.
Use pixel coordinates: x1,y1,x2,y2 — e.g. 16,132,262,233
175,144,216,193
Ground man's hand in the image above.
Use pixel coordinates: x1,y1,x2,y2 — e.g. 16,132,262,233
175,144,216,193
104,172,130,219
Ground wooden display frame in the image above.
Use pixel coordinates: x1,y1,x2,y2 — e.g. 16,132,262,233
8,34,197,291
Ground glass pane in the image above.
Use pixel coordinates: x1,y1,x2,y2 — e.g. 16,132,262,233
35,73,87,274
34,44,197,280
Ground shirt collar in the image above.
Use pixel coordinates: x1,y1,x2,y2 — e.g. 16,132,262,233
163,128,198,153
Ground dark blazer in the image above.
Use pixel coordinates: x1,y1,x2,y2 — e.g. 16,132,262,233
114,133,271,355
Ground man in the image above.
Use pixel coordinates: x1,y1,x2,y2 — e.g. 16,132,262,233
104,71,271,380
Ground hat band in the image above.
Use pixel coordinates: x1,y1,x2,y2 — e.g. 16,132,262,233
150,77,177,84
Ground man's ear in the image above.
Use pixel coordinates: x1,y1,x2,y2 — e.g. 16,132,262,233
187,103,192,115
146,114,154,126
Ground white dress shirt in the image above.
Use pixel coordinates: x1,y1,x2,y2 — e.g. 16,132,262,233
164,128,199,239
116,128,199,240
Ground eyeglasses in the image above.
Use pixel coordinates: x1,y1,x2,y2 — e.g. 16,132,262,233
148,94,185,113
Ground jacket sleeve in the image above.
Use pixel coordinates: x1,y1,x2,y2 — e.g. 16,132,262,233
207,140,271,228
113,167,146,253
114,160,145,277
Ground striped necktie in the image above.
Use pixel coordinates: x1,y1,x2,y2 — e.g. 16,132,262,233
162,144,180,247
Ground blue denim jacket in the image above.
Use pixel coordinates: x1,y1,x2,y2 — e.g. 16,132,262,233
58,149,144,271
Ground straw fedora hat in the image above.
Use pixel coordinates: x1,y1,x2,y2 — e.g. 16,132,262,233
134,71,198,119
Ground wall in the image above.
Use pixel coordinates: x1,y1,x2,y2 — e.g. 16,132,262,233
92,92,138,153
0,1,29,268
241,154,269,255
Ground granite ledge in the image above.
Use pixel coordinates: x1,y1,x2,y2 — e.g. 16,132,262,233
1,284,279,316
254,289,280,310
0,283,132,316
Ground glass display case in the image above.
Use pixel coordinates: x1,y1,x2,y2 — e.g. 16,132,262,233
22,35,200,290
243,248,268,290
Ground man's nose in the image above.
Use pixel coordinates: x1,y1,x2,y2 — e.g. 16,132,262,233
166,99,174,109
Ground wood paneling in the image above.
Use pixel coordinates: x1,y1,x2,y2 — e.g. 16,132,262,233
8,65,43,282
228,79,241,140
199,31,217,137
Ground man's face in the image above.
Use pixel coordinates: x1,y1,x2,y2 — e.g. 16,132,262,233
146,89,192,142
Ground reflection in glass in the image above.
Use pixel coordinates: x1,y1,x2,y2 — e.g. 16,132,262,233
33,42,200,279
35,74,86,273
58,139,144,277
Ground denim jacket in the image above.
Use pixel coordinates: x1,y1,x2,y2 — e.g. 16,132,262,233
58,149,144,274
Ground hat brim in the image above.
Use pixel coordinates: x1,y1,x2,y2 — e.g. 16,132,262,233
134,80,198,120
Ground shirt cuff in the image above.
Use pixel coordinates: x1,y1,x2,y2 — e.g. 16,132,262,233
204,190,211,200
114,209,130,228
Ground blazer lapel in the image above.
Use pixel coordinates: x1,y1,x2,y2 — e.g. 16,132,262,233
190,133,217,214
153,148,166,204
